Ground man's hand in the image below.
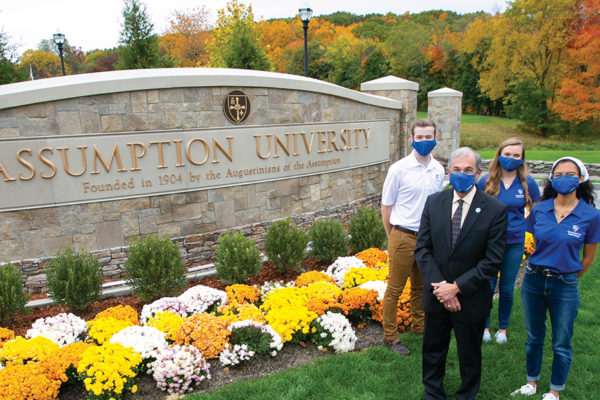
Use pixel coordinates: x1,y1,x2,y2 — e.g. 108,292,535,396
444,296,461,312
432,281,461,304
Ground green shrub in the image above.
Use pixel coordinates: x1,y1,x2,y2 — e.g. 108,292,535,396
124,235,187,302
0,262,28,324
309,218,349,265
45,248,103,311
264,218,309,273
215,231,262,284
348,207,387,253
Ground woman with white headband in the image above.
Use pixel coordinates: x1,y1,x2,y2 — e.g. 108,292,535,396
512,157,599,400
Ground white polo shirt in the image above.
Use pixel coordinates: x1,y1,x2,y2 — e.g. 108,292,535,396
381,151,445,231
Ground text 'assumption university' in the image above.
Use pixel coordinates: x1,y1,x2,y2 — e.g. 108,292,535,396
0,128,372,182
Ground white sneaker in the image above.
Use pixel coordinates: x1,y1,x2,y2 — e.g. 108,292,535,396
542,394,559,400
511,383,537,396
483,331,491,342
495,331,507,344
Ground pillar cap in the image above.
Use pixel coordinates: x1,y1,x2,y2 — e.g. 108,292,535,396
360,75,419,91
428,87,463,98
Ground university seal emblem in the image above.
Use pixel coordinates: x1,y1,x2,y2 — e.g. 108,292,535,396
223,90,251,124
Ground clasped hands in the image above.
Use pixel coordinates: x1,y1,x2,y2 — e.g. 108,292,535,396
432,281,461,312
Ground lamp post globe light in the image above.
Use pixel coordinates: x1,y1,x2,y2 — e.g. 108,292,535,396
53,32,66,76
299,7,313,77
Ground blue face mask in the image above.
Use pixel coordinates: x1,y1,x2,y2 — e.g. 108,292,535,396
412,139,437,156
551,175,580,195
449,172,477,194
498,155,523,172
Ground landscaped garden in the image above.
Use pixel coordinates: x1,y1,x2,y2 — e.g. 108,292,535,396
0,209,406,399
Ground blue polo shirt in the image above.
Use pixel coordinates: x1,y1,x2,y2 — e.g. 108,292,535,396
527,198,600,274
477,174,541,244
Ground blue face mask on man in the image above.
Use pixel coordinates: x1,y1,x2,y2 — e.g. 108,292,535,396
449,172,477,194
412,139,437,156
551,175,580,195
498,155,523,172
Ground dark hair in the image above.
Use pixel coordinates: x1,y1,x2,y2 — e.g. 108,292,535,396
541,159,596,207
541,180,596,208
411,119,436,137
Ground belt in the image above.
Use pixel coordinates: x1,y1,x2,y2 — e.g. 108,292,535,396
529,264,564,277
393,225,418,237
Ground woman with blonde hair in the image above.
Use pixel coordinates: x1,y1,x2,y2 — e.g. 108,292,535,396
477,138,540,343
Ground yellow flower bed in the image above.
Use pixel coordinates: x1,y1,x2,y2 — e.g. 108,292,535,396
355,248,389,268
0,363,61,400
524,231,535,258
93,305,140,325
226,284,262,306
260,286,310,313
40,342,94,383
86,317,134,345
77,342,141,399
0,336,59,366
342,267,389,288
175,313,231,359
217,303,266,324
264,304,318,343
146,311,184,342
295,271,336,287
0,327,15,349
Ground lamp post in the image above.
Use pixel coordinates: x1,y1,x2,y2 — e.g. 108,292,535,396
53,32,66,76
299,7,313,77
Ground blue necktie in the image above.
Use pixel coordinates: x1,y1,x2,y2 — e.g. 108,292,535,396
451,199,464,247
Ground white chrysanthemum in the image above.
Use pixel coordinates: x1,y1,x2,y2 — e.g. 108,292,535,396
229,319,283,355
26,313,86,346
151,345,211,394
316,312,357,353
358,280,387,301
257,280,295,296
110,325,168,363
178,285,227,315
219,343,255,367
325,256,367,286
140,297,188,324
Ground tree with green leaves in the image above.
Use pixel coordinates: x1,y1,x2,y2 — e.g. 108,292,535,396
208,0,270,70
0,29,25,84
117,0,172,69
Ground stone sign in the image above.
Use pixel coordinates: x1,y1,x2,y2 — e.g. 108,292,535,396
0,120,389,211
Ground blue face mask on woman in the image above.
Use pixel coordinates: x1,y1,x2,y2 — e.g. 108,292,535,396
551,175,580,195
449,172,477,193
498,155,523,172
412,140,437,156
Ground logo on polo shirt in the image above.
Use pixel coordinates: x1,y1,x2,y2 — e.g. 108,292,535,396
516,189,524,199
567,224,582,238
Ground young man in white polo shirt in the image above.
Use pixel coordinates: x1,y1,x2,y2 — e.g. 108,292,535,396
381,119,445,355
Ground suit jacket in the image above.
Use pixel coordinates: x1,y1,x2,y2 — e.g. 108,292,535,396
415,187,508,322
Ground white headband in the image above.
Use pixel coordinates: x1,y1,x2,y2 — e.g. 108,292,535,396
549,156,589,182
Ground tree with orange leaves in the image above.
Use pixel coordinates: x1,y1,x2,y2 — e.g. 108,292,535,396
161,7,212,67
552,0,600,125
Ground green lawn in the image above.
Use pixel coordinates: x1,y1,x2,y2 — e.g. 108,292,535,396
415,112,600,163
187,258,600,400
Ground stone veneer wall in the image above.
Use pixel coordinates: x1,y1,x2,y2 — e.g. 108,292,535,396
0,71,402,293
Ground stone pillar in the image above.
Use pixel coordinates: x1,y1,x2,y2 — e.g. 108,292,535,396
360,76,418,160
428,87,463,162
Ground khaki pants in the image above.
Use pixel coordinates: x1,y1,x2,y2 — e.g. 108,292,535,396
383,228,424,340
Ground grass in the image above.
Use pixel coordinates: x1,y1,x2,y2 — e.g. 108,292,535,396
415,112,600,163
187,258,600,400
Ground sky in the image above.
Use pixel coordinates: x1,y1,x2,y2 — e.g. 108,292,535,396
1,0,508,56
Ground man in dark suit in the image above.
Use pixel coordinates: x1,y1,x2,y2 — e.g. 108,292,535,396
415,147,508,400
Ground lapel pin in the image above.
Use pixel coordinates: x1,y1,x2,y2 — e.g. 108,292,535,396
475,208,481,213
